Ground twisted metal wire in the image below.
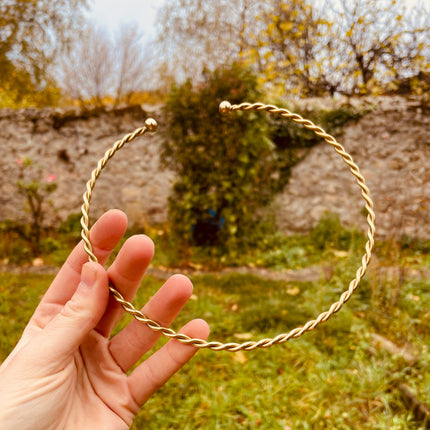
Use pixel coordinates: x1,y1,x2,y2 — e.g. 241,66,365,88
81,102,375,352
80,118,158,262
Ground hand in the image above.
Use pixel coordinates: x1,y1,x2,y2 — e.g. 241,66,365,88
0,210,209,430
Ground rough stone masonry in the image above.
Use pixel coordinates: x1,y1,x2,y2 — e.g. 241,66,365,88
1,96,429,240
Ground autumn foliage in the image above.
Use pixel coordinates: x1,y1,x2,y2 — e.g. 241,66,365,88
155,0,430,97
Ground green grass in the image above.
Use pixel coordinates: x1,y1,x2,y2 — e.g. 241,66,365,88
1,254,429,429
0,273,53,361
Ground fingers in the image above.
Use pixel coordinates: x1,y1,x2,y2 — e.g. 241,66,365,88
40,209,128,308
128,319,210,407
108,274,193,371
34,262,110,362
95,234,154,337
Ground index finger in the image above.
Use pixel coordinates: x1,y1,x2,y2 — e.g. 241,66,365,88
40,209,128,307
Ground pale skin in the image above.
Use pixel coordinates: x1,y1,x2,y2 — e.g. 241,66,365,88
0,209,209,430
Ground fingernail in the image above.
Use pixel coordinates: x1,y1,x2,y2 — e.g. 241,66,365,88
81,263,98,288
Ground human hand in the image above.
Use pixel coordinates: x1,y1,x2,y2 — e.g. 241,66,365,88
0,210,209,430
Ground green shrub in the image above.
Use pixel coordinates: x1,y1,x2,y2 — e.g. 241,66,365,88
261,244,309,269
16,157,58,254
310,212,365,251
399,234,430,255
0,220,33,264
162,63,281,251
39,237,61,254
5,240,33,265
58,212,83,242
162,65,370,255
268,102,368,148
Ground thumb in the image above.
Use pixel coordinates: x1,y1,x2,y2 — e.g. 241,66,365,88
40,262,110,360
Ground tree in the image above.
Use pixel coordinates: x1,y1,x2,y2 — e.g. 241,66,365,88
60,25,116,107
59,23,151,107
162,63,279,250
154,0,430,97
332,0,430,95
114,23,152,106
250,0,430,96
0,0,88,106
252,0,333,97
153,0,263,87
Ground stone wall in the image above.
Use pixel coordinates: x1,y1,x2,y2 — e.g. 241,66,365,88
1,96,429,239
275,96,430,240
0,105,174,228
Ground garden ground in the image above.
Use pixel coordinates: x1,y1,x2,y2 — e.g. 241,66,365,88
1,239,429,429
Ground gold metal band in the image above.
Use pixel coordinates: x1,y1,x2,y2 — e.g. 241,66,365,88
80,101,375,352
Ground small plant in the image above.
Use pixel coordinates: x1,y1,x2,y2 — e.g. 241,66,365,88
0,219,33,264
58,212,83,242
310,212,365,251
16,157,57,254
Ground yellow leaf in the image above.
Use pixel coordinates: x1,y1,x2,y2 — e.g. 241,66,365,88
286,286,300,296
264,51,273,60
280,21,294,32
234,332,253,340
233,351,248,364
333,250,348,258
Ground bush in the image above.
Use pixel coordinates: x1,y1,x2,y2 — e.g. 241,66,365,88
16,157,58,254
310,212,365,251
162,63,281,251
58,212,83,242
39,237,61,254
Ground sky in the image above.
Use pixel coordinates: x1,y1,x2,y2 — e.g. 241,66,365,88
87,0,165,38
88,0,428,37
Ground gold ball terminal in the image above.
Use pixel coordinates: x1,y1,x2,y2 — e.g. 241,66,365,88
219,100,232,114
144,118,158,132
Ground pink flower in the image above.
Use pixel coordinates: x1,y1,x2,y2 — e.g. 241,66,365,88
45,174,57,183
17,159,23,165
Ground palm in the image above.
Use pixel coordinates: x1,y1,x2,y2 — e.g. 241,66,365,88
9,334,132,429
45,334,135,429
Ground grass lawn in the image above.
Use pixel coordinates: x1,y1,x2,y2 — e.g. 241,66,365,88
1,255,429,429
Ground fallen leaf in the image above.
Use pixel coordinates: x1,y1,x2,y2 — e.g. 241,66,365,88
286,286,300,296
32,258,44,267
233,351,248,364
333,250,348,258
234,332,253,340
